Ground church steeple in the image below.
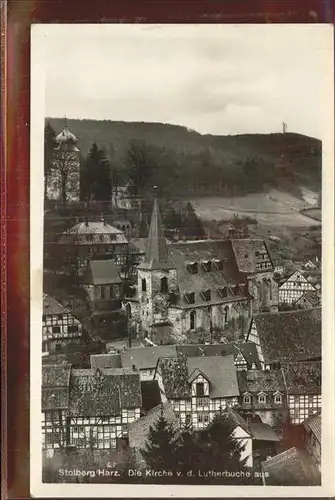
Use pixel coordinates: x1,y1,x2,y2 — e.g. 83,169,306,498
139,197,173,270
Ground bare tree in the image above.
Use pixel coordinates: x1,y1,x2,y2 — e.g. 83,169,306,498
51,149,80,202
282,121,288,134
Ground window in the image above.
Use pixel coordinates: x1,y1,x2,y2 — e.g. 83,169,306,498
160,277,168,293
42,340,48,352
110,234,116,241
202,261,212,272
190,310,196,330
201,290,211,301
243,394,251,404
203,413,209,423
52,326,60,334
187,262,198,274
213,260,223,270
274,393,282,404
101,287,105,300
184,292,195,304
141,278,147,292
258,394,267,404
224,306,229,323
68,325,78,334
196,383,205,397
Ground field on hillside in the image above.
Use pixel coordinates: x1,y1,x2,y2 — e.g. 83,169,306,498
190,190,320,227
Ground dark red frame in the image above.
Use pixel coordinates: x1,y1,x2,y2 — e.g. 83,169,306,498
2,1,333,498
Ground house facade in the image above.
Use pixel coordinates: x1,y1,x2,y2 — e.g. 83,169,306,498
42,294,83,355
81,259,123,311
42,365,142,456
59,220,129,274
124,198,278,345
154,354,240,430
278,270,316,305
302,412,321,470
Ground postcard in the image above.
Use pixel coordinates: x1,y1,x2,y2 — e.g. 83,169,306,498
30,23,334,497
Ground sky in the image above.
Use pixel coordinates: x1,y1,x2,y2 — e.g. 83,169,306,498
34,24,333,139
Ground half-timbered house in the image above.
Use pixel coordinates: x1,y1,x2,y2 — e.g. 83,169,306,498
278,270,316,305
42,294,83,355
154,354,240,430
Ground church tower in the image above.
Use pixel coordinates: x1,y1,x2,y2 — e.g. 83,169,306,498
49,119,80,202
137,198,178,343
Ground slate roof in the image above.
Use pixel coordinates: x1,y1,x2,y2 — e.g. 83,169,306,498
167,240,248,308
42,364,71,411
43,294,69,316
281,362,321,395
59,221,128,245
90,353,122,369
249,422,280,442
303,411,321,443
262,447,321,485
231,239,274,274
138,198,174,271
177,342,261,369
82,260,122,286
237,369,286,394
159,354,239,399
69,368,141,417
251,308,321,363
128,402,179,451
121,346,177,371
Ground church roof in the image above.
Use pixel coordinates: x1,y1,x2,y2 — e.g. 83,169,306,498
81,260,122,285
138,198,174,271
56,125,78,144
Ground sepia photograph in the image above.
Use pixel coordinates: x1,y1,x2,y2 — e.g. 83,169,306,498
30,23,334,496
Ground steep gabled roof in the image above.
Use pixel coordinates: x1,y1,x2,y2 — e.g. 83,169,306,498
281,361,321,395
262,447,321,485
302,411,321,442
252,308,321,363
43,294,70,316
121,346,177,371
237,369,286,394
231,239,274,274
177,342,261,369
42,364,72,411
82,260,122,286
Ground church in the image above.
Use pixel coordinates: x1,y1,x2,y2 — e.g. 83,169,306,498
124,198,278,345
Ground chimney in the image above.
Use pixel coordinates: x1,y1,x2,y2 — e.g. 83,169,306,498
132,364,136,371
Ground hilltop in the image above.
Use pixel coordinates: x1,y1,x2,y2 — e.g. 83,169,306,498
47,118,322,196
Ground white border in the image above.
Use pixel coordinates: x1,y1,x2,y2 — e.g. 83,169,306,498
30,23,335,497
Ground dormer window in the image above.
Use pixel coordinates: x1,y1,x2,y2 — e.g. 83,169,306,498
202,261,212,272
184,292,195,304
196,382,205,397
201,290,211,302
110,234,116,241
218,287,228,298
243,394,251,404
213,259,223,270
258,393,267,404
274,393,283,404
187,262,198,274
100,235,104,241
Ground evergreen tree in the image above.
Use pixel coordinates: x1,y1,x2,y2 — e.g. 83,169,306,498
81,143,111,201
44,121,57,199
182,202,206,239
140,414,179,471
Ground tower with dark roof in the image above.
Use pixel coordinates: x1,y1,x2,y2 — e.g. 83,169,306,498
137,198,177,341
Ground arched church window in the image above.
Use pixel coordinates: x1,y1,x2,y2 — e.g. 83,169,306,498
224,306,229,323
160,277,168,293
141,278,147,292
190,310,196,330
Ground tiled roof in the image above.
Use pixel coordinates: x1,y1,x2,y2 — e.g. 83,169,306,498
262,447,321,485
90,353,122,369
294,290,320,307
226,409,250,434
43,294,69,316
82,260,122,286
177,342,261,369
128,402,179,451
231,239,274,274
159,354,239,399
69,368,141,417
252,308,321,363
281,361,321,395
121,346,177,371
237,369,286,394
303,411,321,442
59,221,128,245
167,240,248,308
141,380,162,412
42,364,71,411
249,422,280,442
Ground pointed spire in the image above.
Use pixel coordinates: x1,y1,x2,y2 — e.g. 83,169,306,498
139,197,173,270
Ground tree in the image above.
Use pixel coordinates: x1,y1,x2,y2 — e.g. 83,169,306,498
140,414,179,471
81,143,111,202
124,140,154,196
52,145,80,203
44,122,57,200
